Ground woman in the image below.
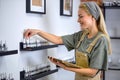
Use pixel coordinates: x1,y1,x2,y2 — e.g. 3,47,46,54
24,2,111,80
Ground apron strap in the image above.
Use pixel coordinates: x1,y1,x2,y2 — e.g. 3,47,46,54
86,34,105,53
76,31,88,49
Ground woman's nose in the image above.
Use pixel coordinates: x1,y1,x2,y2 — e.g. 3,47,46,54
77,18,81,23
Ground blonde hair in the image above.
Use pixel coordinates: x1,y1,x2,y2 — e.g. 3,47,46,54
79,3,112,54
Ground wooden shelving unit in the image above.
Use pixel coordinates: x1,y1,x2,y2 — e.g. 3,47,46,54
104,6,120,8
20,69,58,80
110,37,120,39
103,4,120,80
20,45,58,51
0,50,18,56
20,42,58,51
108,67,120,70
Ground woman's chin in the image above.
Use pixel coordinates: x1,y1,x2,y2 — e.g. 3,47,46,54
81,28,89,32
81,28,87,31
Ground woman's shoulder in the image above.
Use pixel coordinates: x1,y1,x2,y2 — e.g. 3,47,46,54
96,32,109,47
74,31,84,36
98,32,108,41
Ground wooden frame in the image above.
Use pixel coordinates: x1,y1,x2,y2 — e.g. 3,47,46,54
26,0,46,14
60,0,73,17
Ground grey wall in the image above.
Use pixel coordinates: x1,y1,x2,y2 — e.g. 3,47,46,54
105,6,120,80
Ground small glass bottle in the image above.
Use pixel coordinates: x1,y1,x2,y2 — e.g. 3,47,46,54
0,40,2,51
3,41,8,51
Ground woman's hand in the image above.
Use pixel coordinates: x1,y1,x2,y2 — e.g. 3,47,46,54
48,56,68,70
23,29,40,39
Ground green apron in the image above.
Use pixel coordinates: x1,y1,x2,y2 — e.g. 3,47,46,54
75,31,104,80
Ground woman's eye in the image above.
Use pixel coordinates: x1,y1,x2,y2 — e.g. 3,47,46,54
79,16,83,18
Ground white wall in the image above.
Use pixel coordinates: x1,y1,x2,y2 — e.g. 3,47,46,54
0,0,80,80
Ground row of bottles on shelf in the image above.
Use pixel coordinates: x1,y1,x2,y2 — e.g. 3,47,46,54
22,38,49,49
104,0,120,6
0,73,14,80
21,62,50,80
0,41,8,52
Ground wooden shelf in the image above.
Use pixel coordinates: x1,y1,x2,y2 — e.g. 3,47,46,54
58,44,64,46
0,50,18,56
30,69,58,79
104,6,120,8
20,69,58,80
108,67,120,70
20,45,58,51
110,37,120,39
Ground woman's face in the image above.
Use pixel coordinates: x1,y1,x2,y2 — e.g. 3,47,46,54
77,8,93,31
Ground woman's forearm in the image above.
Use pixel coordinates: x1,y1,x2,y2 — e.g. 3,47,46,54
65,67,98,77
37,30,63,44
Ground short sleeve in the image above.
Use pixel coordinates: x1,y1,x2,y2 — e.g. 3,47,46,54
89,36,109,70
61,31,82,51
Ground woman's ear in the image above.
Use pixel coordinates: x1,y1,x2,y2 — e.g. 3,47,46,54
92,16,96,22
